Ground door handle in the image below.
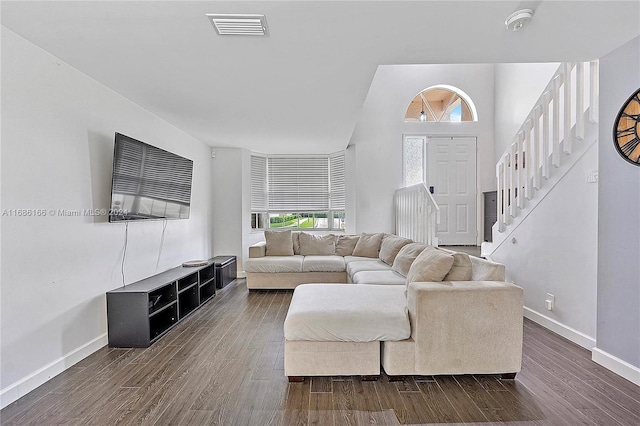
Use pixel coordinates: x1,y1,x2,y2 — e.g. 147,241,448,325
429,186,435,194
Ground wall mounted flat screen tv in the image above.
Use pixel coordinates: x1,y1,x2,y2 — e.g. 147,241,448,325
109,133,193,222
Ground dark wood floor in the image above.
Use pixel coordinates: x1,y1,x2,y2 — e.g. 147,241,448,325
2,279,638,425
440,246,481,257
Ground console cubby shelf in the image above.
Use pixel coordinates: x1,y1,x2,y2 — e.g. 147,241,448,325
106,260,216,348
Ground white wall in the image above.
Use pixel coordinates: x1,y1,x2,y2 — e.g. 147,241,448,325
210,147,263,275
493,63,559,163
489,142,599,346
345,145,357,234
595,36,640,381
240,150,265,273
350,64,496,235
211,148,245,272
0,27,213,407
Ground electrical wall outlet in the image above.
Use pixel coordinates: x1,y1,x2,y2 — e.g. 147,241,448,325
545,293,555,311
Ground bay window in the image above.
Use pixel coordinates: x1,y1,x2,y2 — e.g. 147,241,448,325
250,152,345,230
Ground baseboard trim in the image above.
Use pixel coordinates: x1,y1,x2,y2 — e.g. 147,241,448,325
237,271,247,279
592,347,640,386
525,308,640,385
0,333,108,409
523,307,596,350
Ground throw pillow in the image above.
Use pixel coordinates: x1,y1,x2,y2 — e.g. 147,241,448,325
265,230,294,256
299,232,336,255
443,251,473,281
352,233,384,258
391,243,428,277
405,246,454,285
379,234,413,266
335,235,360,256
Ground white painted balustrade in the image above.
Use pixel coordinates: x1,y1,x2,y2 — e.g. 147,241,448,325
394,183,440,246
496,61,599,233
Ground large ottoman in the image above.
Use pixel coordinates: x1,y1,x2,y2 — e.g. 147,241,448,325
283,283,410,381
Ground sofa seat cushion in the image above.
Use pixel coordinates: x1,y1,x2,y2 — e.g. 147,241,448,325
244,255,304,273
343,255,377,264
346,259,391,277
351,270,407,285
302,255,346,272
284,284,410,342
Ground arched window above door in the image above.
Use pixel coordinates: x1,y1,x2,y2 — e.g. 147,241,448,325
404,85,478,122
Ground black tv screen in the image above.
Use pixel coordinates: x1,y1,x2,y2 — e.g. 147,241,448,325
109,133,193,222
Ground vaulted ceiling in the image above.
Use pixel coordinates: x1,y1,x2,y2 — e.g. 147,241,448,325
2,1,639,154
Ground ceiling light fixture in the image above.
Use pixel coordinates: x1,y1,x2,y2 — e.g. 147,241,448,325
505,9,534,31
206,14,268,36
419,99,427,122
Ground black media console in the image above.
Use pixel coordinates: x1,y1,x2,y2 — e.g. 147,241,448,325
212,255,237,289
106,260,216,347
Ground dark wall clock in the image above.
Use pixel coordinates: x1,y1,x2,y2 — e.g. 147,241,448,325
613,88,640,166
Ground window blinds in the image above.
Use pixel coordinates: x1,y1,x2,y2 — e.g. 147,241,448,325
268,157,329,211
330,153,346,210
250,155,267,212
250,153,345,213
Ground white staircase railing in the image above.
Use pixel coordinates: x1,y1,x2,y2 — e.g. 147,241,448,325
495,61,598,237
394,183,440,246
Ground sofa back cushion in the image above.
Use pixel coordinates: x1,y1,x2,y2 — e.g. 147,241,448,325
335,235,360,256
405,246,454,285
392,243,428,276
299,232,336,255
470,256,506,281
443,251,473,281
379,234,413,266
265,230,294,256
292,232,301,255
352,233,384,258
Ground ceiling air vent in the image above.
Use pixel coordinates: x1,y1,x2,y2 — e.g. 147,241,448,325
206,14,268,36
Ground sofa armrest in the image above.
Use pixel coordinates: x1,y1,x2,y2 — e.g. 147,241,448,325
469,257,506,281
249,241,267,258
407,280,523,375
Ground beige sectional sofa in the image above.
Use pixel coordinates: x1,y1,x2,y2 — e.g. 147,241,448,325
245,230,506,288
246,230,524,381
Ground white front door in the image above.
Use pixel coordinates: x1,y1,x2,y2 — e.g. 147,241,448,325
427,137,477,245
